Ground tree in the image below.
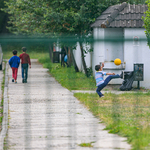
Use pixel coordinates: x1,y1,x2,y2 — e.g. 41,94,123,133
0,0,9,33
127,0,146,3
1,0,97,75
143,0,150,46
4,0,145,75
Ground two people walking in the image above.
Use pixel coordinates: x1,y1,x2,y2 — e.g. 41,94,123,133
9,47,31,83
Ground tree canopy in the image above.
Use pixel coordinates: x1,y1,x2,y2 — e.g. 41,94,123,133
1,0,146,35
0,0,9,33
143,0,150,46
2,0,146,36
2,0,147,76
0,0,125,35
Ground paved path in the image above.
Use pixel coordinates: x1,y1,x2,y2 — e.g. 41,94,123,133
4,59,131,150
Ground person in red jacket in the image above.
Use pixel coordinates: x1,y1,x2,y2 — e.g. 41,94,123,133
19,47,31,83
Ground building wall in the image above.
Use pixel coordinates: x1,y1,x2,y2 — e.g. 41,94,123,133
92,28,124,84
92,28,105,72
73,27,150,89
104,28,124,62
124,28,150,89
93,27,150,88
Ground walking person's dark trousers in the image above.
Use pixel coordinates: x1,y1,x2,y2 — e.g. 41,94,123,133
96,75,120,97
21,64,28,81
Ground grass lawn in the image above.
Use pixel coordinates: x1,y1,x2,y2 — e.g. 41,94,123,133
3,48,150,150
2,46,48,60
0,61,6,131
74,92,150,150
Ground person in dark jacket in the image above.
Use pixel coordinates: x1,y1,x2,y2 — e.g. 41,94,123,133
60,47,66,67
9,50,20,83
19,47,31,83
61,47,69,67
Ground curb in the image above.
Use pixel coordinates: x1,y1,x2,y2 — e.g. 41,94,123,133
71,90,148,95
0,62,8,150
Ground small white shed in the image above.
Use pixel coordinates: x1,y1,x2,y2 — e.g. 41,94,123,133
91,2,150,89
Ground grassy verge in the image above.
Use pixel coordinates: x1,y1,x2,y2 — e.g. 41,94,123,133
2,48,48,60
0,62,6,129
74,92,150,150
38,55,96,90
78,142,93,147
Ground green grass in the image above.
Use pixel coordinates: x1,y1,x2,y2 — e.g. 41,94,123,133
78,142,93,147
0,62,6,126
74,92,150,150
2,48,48,59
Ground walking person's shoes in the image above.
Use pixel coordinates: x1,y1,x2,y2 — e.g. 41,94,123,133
12,79,14,82
22,79,27,83
15,81,17,83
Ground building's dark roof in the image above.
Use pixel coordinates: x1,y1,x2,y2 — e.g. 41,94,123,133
91,2,148,28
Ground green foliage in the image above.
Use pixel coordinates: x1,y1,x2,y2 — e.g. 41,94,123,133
3,0,144,35
119,0,146,3
0,0,146,35
127,0,146,4
0,0,9,33
2,41,49,59
0,62,6,127
78,142,93,147
2,0,146,76
143,0,150,46
2,0,146,44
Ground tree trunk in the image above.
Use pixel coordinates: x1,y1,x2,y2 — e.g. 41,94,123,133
49,44,53,63
69,47,79,72
79,41,88,77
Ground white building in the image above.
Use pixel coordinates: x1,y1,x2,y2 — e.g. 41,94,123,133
91,2,150,89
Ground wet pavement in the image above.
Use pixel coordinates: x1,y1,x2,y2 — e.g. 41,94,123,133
4,59,131,150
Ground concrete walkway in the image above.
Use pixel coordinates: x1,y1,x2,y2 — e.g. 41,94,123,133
4,59,131,150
